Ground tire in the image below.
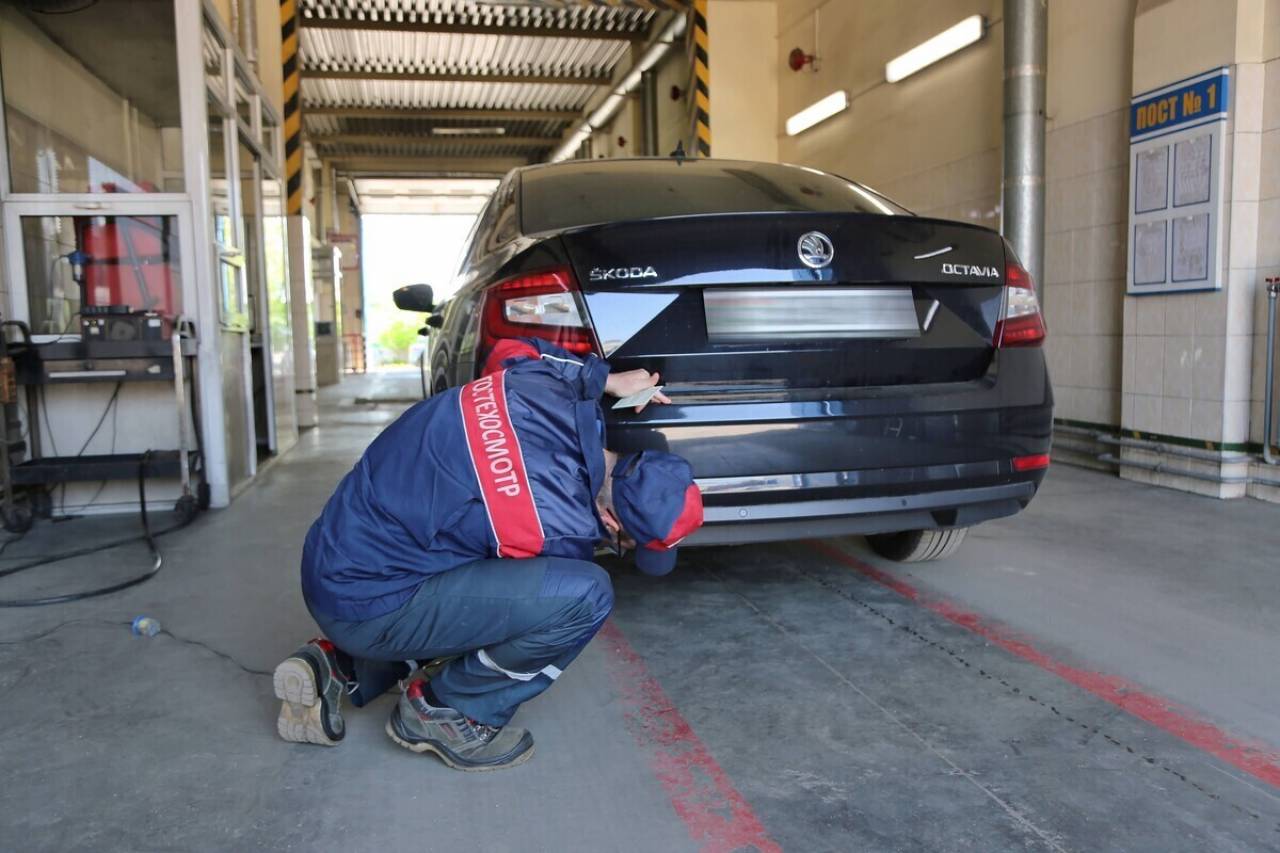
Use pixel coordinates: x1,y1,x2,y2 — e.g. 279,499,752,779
866,527,969,563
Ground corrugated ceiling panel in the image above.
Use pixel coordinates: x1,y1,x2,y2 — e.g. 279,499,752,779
300,29,629,77
313,138,551,159
294,0,656,167
304,116,564,138
298,0,651,35
301,78,599,111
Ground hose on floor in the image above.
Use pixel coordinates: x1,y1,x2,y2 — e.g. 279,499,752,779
0,452,199,607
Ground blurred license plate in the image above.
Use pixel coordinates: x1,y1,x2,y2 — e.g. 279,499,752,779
703,287,919,342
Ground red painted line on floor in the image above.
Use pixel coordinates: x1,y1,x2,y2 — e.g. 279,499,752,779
598,621,781,853
809,540,1280,790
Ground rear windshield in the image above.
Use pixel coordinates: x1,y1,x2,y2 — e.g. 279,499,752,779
520,159,911,234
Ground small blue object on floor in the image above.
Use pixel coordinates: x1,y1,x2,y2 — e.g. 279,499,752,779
131,616,161,637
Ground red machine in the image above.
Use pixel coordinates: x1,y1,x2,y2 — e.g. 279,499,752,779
74,216,181,336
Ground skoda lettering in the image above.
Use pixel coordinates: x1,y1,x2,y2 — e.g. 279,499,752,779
589,266,659,282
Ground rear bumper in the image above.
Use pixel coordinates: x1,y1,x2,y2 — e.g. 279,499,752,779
606,347,1052,545
686,479,1038,546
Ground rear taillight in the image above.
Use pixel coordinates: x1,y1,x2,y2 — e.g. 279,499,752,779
1012,453,1051,472
993,260,1046,347
480,268,598,358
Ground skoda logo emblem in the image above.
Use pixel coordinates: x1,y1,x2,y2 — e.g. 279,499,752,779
797,231,834,269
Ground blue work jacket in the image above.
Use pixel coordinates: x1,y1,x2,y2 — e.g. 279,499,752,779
302,338,611,621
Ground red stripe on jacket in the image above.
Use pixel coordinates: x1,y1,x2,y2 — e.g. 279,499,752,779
458,370,545,558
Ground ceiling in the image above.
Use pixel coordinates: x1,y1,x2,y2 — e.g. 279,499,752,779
352,177,499,213
14,0,182,127
298,0,668,175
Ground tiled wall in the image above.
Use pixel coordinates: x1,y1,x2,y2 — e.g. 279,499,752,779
1045,109,1130,427
1248,54,1280,446
877,147,1001,229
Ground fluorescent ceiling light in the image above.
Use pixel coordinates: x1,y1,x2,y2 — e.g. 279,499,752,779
885,15,984,83
432,127,506,136
785,90,849,136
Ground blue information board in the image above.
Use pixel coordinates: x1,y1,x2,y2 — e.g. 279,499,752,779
1130,69,1229,142
1126,68,1229,295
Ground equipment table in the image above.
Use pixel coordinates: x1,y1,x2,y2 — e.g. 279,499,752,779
1,334,200,527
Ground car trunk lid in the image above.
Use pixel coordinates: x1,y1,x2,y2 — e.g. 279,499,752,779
562,212,1008,393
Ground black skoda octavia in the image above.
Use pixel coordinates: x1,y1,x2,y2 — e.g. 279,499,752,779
400,158,1053,562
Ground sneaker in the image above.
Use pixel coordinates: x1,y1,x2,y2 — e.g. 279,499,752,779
273,638,351,746
385,680,534,771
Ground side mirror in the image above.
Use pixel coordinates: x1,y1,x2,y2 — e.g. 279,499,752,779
393,283,434,313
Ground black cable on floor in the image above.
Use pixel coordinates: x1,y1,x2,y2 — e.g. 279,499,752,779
0,452,199,608
0,618,271,677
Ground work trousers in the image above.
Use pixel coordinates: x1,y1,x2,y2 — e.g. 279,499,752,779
307,557,614,727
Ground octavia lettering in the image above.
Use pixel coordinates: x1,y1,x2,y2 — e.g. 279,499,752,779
458,371,545,558
589,266,658,281
941,263,1000,278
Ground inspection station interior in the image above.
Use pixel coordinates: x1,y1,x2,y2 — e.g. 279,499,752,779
1,0,1280,851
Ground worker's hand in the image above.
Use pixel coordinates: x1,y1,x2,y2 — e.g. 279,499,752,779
605,369,672,413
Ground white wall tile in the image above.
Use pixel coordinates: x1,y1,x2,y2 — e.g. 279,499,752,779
1248,398,1267,445
1123,332,1137,391
1087,166,1128,227
1097,280,1126,336
1165,294,1196,336
1162,335,1195,398
1078,387,1120,424
1190,399,1224,442
1095,109,1129,171
1258,198,1280,268
1260,129,1280,200
1133,393,1162,432
1136,297,1165,335
1044,231,1072,286
1054,384,1079,420
1231,131,1262,202
1161,396,1192,437
1191,335,1227,401
1193,289,1229,337
1264,59,1280,132
1250,331,1268,402
1226,269,1258,337
1092,334,1122,390
1134,336,1165,395
1122,391,1135,427
1224,334,1254,402
1223,399,1250,443
1228,200,1259,270
1234,62,1265,134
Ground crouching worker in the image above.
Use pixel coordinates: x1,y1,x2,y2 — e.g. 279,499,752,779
273,337,703,771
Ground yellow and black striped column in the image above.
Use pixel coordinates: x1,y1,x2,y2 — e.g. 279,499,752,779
281,0,303,215
690,0,710,157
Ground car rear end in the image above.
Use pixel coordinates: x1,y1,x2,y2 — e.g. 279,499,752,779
477,159,1053,547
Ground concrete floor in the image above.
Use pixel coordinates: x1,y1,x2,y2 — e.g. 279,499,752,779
2,370,1279,852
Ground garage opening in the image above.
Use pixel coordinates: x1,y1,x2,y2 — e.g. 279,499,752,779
355,178,496,387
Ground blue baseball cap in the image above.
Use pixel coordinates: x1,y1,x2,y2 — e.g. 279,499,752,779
612,451,704,576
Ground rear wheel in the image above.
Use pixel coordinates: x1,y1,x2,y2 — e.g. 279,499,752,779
867,527,968,562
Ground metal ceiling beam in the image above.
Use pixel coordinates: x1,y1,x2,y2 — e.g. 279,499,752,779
301,68,611,85
299,16,642,41
324,155,531,175
303,106,580,122
312,133,556,147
